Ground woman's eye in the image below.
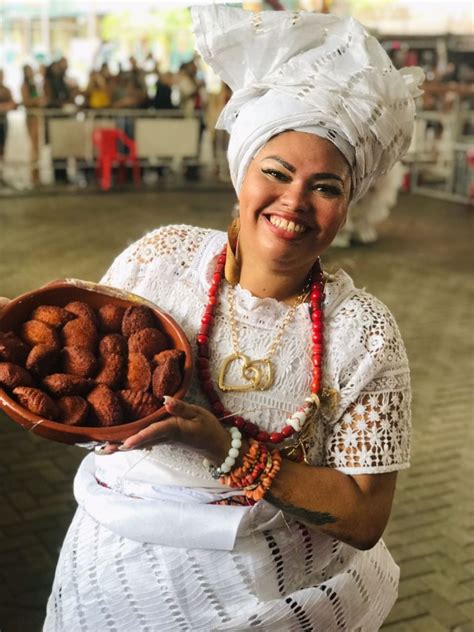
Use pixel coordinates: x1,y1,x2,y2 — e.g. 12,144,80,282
312,183,343,197
262,168,290,182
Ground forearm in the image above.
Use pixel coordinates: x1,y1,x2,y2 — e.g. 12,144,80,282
267,458,397,550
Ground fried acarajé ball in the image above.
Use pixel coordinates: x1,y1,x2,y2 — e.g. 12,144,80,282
57,396,89,426
0,331,30,365
97,304,125,334
126,352,151,392
0,362,35,389
64,301,98,326
13,386,59,420
87,384,123,427
61,318,98,352
43,373,94,397
98,333,128,358
21,320,60,349
31,305,74,329
62,346,98,378
152,349,184,400
118,390,161,421
26,344,61,377
128,327,169,360
95,353,124,389
121,305,157,338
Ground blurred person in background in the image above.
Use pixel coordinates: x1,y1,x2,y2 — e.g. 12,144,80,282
152,71,176,110
21,64,46,185
85,70,112,109
206,81,232,181
177,58,204,116
44,60,72,108
0,69,16,178
127,56,149,108
177,58,207,174
100,62,113,84
332,163,405,247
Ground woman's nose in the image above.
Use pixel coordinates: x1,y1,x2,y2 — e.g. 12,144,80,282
279,181,310,212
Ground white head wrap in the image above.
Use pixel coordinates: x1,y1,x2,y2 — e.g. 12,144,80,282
192,5,424,202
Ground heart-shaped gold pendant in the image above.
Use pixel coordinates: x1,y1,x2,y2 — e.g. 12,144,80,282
218,353,274,392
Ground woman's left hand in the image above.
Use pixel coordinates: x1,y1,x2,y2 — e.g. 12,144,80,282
97,397,232,464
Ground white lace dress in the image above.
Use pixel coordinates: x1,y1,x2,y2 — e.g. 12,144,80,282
44,225,411,632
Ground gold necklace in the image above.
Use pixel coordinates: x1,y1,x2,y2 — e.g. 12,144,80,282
218,280,311,392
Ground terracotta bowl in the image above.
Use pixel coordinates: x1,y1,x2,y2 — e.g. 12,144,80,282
0,279,193,445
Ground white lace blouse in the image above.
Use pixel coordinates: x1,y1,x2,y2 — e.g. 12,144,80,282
100,224,411,479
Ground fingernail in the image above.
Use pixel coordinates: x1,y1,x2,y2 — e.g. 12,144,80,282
163,395,175,405
118,444,132,451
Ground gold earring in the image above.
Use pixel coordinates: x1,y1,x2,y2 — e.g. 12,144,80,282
225,217,241,285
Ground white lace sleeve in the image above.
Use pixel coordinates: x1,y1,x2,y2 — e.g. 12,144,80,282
323,290,411,475
99,224,214,291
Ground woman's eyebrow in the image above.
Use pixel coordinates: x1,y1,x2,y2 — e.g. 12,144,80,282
261,155,345,183
261,155,296,172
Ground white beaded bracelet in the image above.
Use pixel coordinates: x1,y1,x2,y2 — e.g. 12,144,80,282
203,426,242,480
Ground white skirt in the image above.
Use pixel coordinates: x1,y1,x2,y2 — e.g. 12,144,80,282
44,477,400,631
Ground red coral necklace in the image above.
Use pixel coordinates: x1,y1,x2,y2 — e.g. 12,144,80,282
196,245,325,448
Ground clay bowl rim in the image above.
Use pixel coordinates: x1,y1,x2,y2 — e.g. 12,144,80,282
0,280,193,445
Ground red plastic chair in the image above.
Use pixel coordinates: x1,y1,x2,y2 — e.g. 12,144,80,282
92,128,141,191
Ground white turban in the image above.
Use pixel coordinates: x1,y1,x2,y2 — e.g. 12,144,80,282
192,5,424,202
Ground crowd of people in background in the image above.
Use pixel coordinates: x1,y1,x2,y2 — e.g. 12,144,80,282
2,54,210,117
0,54,236,185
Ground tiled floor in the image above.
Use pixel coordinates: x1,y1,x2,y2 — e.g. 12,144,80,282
0,187,472,631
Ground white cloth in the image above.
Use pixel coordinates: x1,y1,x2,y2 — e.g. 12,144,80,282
192,5,424,202
44,225,411,631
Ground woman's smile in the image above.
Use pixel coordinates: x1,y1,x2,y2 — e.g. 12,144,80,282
262,212,311,239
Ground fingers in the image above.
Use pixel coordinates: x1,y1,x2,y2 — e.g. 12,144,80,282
120,418,177,451
0,297,10,314
163,396,201,420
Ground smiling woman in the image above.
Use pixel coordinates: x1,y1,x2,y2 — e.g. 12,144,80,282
237,132,351,299
43,6,424,632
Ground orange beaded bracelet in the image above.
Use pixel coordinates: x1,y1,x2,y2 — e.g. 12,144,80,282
221,439,282,501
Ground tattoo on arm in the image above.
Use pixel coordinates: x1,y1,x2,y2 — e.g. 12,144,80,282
266,491,337,526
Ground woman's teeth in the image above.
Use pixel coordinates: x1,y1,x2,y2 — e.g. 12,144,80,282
268,215,307,233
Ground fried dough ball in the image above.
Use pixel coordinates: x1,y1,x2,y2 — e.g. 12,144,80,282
121,305,157,338
57,396,89,426
0,362,35,389
64,301,98,326
118,390,161,421
13,386,59,420
99,333,128,358
43,373,94,397
98,304,125,334
87,384,123,427
31,305,74,329
21,320,59,349
61,318,98,352
152,349,184,400
62,346,98,378
153,349,184,368
128,327,169,359
26,344,61,377
0,331,30,364
126,352,151,392
95,353,124,389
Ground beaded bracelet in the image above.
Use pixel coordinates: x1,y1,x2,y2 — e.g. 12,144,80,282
221,439,282,501
203,426,242,480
